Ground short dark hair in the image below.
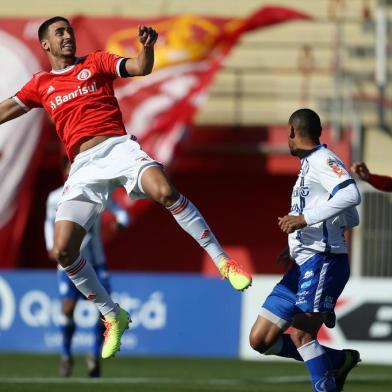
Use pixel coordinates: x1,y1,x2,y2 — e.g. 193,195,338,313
38,16,70,41
289,108,322,142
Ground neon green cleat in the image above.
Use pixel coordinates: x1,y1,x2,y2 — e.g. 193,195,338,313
101,307,131,359
218,258,252,291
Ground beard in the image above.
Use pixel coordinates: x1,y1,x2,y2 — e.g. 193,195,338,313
51,43,76,59
288,143,297,156
62,51,76,58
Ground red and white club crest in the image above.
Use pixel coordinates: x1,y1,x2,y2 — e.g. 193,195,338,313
77,69,92,80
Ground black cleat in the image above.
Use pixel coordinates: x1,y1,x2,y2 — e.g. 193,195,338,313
335,349,361,391
86,355,101,378
59,356,74,377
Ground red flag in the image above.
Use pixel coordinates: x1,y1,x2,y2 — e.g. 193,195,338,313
81,7,310,161
0,7,310,266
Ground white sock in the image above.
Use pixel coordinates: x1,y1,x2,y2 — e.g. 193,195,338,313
167,194,228,266
63,255,118,318
63,315,74,326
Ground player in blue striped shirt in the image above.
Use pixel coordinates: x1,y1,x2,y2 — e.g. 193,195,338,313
250,109,361,392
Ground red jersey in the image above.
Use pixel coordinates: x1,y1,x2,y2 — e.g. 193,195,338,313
368,174,392,192
14,51,127,160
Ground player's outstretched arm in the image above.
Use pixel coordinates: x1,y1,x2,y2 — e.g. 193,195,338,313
125,25,158,77
0,98,26,125
352,161,392,192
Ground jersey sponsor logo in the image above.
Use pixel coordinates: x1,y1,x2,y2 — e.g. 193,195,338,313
49,82,98,110
304,270,314,279
46,85,55,95
77,68,92,81
300,280,312,290
327,157,345,177
293,186,310,198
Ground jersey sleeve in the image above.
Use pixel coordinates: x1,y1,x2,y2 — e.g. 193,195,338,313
304,183,361,225
311,153,355,195
13,77,42,111
335,206,360,229
94,50,126,79
368,174,392,192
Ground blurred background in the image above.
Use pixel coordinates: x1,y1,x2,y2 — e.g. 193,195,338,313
0,0,391,390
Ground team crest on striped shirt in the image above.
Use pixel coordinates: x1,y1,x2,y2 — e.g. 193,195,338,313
77,69,92,81
327,157,345,177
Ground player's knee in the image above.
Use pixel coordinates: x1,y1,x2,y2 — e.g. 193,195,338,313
290,329,312,348
249,331,270,353
52,247,70,267
52,243,76,267
53,232,82,266
154,184,178,207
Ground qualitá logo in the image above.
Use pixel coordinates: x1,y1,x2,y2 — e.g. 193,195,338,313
112,291,167,330
0,276,16,330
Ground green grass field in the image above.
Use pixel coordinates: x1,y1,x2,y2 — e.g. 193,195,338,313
0,354,391,392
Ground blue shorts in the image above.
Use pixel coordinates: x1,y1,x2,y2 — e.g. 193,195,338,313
57,265,111,301
261,253,350,329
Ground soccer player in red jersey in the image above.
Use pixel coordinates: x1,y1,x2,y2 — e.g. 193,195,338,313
0,16,252,359
351,162,392,192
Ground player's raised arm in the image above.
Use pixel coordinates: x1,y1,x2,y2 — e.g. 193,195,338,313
351,161,370,181
0,97,26,125
124,25,158,77
351,161,392,192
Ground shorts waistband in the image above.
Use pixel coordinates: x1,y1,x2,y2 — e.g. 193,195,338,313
74,135,130,162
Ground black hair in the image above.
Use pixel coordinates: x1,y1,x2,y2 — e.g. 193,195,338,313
38,16,70,41
289,108,322,142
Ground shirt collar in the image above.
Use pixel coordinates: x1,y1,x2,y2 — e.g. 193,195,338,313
301,144,326,160
50,57,83,74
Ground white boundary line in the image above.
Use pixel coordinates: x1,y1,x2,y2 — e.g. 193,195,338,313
0,375,390,385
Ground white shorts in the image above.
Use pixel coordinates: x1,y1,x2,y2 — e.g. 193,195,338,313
55,135,159,230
